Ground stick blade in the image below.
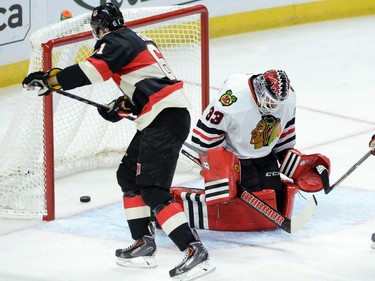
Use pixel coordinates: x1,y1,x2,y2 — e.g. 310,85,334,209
290,195,318,233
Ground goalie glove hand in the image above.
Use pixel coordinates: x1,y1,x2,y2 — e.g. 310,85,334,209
22,68,62,96
98,95,135,123
369,134,375,155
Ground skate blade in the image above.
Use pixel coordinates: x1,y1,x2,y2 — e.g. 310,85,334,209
116,256,157,268
172,260,216,281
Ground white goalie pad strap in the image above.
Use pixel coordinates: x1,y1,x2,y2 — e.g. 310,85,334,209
280,151,301,178
181,192,209,229
204,178,230,203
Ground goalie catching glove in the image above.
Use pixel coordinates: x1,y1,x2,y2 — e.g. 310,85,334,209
280,149,331,192
22,68,62,96
98,95,136,123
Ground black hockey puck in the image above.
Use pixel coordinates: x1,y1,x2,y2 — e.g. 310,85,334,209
80,196,91,203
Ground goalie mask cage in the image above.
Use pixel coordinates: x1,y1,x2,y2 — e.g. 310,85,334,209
0,5,209,221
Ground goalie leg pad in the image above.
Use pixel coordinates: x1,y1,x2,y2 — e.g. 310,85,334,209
171,187,296,231
199,147,240,205
281,180,299,218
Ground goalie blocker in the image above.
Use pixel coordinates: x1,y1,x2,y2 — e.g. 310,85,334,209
171,147,330,231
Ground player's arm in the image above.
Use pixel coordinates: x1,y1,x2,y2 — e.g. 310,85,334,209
54,64,91,90
22,34,122,95
79,36,133,85
273,115,296,163
191,101,228,150
22,59,95,95
56,40,119,89
56,36,128,89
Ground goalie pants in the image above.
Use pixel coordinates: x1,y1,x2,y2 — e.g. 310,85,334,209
240,152,285,210
117,107,194,246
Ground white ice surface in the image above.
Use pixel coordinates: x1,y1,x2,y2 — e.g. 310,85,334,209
1,15,375,281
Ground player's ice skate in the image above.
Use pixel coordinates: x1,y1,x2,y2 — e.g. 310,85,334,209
115,235,157,268
169,241,215,280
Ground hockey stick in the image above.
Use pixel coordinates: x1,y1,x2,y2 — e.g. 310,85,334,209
55,89,136,121
56,89,110,110
238,185,317,234
322,147,374,194
181,148,202,167
181,148,317,233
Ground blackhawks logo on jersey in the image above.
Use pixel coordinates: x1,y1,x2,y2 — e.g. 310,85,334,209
219,90,237,106
250,115,281,149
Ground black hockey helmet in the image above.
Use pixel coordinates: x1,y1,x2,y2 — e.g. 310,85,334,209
90,3,125,39
253,69,290,114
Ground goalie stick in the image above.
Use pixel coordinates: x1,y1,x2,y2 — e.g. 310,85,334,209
55,89,136,121
321,146,374,194
181,148,318,233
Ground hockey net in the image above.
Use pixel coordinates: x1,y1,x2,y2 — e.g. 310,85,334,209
0,5,209,220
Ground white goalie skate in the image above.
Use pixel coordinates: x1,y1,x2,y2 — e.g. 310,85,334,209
169,241,215,280
115,235,157,268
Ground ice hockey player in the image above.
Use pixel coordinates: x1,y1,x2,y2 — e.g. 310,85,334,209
191,70,296,211
22,3,214,280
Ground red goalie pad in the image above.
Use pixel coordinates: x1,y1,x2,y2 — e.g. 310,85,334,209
199,147,240,205
170,180,298,231
280,149,331,192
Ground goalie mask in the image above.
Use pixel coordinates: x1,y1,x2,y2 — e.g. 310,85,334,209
253,70,290,114
90,3,125,39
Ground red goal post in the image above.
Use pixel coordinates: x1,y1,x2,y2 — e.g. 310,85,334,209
0,5,209,221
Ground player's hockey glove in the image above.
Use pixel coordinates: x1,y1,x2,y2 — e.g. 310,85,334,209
369,134,375,155
98,95,135,123
22,68,62,96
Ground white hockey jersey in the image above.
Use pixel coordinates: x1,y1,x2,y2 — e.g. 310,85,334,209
191,73,296,160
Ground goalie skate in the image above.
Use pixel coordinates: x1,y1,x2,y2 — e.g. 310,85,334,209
115,235,157,268
169,241,215,280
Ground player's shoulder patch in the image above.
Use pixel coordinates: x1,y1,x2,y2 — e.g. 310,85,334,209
219,89,237,106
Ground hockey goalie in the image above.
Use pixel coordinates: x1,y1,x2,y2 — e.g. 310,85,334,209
171,147,330,231
171,70,331,231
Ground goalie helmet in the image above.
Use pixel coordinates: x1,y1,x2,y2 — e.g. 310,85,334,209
90,3,125,39
252,69,290,114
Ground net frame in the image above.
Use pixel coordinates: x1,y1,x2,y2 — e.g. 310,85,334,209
0,5,209,221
